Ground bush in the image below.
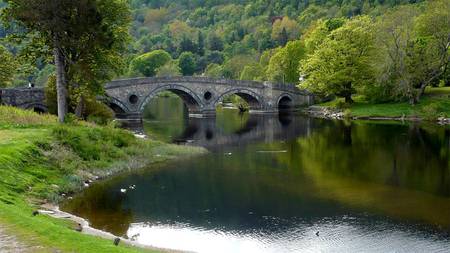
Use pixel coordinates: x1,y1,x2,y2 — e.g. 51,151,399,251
52,125,136,161
129,50,171,77
421,103,440,121
84,100,114,125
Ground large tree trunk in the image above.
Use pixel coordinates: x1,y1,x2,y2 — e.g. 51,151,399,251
54,46,68,123
75,94,85,119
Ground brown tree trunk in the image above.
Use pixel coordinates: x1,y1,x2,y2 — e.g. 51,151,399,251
345,95,354,104
75,94,85,119
54,46,68,123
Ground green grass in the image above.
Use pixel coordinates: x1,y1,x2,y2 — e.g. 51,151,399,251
0,106,206,252
319,87,450,119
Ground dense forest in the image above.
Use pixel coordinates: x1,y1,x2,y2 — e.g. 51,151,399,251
0,0,449,119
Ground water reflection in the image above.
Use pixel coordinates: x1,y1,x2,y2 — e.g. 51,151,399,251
62,97,450,253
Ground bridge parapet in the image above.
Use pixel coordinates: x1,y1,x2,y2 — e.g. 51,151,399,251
0,88,48,113
105,76,314,119
107,76,307,93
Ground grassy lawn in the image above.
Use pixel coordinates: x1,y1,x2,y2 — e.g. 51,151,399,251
319,87,450,118
0,106,205,252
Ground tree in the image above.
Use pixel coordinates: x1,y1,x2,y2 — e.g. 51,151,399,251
240,64,264,81
0,45,16,87
279,28,289,46
205,51,225,65
178,52,196,76
179,35,197,54
300,16,375,103
197,31,205,56
303,18,346,55
411,0,450,101
207,33,224,51
271,16,300,43
129,50,171,77
168,20,196,42
267,40,306,83
205,63,223,78
156,60,181,77
373,1,449,103
144,8,169,33
4,0,131,122
222,55,257,79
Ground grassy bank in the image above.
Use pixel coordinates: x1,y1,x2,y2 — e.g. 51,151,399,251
0,106,206,252
319,87,450,119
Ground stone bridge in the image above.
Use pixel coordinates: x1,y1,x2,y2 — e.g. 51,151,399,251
0,77,314,118
105,77,313,118
0,88,48,113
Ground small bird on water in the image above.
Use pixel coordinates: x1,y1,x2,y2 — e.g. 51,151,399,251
316,231,320,236
114,237,121,246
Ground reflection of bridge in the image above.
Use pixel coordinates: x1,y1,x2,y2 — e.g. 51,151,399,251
0,77,314,118
127,114,313,150
105,77,314,119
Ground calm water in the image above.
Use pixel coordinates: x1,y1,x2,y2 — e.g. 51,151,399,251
62,97,450,253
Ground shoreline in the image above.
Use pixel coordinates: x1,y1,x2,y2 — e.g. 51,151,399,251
39,204,190,253
0,106,207,253
38,134,206,253
304,106,450,125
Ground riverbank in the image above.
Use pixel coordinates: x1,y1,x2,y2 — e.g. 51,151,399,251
306,87,450,123
0,106,206,252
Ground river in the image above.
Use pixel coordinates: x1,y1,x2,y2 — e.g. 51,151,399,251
62,97,450,253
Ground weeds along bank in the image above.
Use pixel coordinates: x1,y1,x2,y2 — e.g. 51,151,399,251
0,106,205,252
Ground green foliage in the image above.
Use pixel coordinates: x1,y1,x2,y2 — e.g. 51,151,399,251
0,106,57,126
45,75,114,124
44,75,58,115
421,103,441,121
0,105,205,252
267,40,306,83
156,60,182,77
129,50,172,77
3,0,132,122
204,63,223,78
300,16,375,103
178,52,197,76
240,64,265,81
373,1,450,103
52,125,135,161
271,16,300,45
0,45,16,87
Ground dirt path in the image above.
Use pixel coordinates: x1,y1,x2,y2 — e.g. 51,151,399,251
0,225,41,253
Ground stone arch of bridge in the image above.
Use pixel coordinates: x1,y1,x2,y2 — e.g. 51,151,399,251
277,93,294,111
139,84,204,113
23,103,48,114
213,88,263,110
107,97,130,116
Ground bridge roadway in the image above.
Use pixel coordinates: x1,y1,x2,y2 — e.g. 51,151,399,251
0,77,314,118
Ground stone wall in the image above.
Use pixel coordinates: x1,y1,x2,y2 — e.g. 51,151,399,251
0,88,48,112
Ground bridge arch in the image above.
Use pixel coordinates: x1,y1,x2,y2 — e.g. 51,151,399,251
214,88,263,110
139,84,204,114
23,103,48,114
277,94,294,111
106,97,129,115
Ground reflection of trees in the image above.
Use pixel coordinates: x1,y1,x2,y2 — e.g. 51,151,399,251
142,96,189,142
293,121,450,228
61,181,134,236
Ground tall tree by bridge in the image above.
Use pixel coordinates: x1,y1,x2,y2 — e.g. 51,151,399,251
3,0,131,122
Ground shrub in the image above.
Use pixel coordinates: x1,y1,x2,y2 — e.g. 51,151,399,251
421,103,440,121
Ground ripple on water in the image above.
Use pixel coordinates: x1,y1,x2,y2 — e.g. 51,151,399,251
126,216,450,253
